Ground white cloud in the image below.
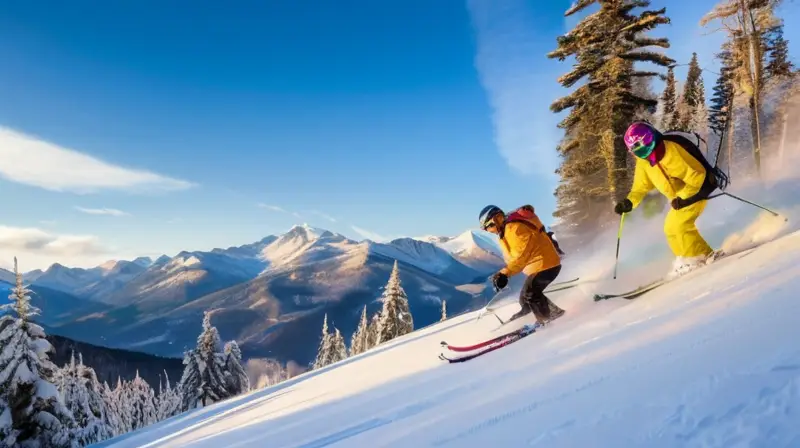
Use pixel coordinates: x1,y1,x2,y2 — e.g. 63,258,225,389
0,225,122,270
257,203,286,213
310,211,337,223
466,0,562,181
0,126,197,194
75,206,130,217
350,225,389,243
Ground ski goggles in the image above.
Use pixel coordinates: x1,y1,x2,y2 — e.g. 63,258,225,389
629,139,656,159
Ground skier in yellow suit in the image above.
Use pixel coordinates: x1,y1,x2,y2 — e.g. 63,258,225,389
614,121,721,278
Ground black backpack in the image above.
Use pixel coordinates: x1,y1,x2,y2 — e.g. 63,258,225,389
661,130,730,200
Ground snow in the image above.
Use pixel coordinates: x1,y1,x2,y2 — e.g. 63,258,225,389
96,225,800,447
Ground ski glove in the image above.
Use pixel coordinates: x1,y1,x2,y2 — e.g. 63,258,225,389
614,199,633,215
671,197,689,210
492,272,508,292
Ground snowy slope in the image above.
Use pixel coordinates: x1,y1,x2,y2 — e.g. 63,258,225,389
96,227,800,447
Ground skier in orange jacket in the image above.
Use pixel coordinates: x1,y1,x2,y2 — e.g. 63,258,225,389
479,204,565,324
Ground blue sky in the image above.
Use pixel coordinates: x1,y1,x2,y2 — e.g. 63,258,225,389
0,0,798,270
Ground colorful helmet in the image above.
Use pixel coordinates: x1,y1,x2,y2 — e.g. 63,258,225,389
624,121,661,159
479,205,503,230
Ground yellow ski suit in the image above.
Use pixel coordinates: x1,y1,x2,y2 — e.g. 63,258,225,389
627,140,714,258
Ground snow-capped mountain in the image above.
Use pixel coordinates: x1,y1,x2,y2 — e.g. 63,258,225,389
416,230,504,273
0,267,14,284
34,223,502,365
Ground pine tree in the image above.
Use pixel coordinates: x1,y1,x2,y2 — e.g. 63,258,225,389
156,371,181,421
709,44,738,136
0,397,10,444
547,0,675,206
349,306,370,356
0,258,77,448
660,66,680,129
764,24,795,79
366,313,380,349
328,328,348,364
58,352,113,445
178,312,230,410
124,372,157,431
311,314,333,370
376,261,413,344
440,300,447,322
223,341,250,396
110,378,131,435
677,53,707,133
701,0,782,172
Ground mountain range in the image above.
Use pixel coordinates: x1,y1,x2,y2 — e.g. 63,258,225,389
0,224,504,366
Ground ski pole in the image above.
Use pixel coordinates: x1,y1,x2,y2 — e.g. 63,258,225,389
708,192,786,220
613,213,626,279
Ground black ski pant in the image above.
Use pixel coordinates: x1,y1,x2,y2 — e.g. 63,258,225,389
518,264,562,321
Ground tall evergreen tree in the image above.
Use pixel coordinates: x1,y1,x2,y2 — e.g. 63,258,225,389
178,312,230,410
709,44,737,136
223,341,250,396
549,0,674,202
328,328,348,365
678,52,708,133
311,314,333,370
764,24,795,79
58,352,113,445
124,372,157,431
156,371,181,421
110,378,131,435
0,258,77,448
376,261,413,344
660,66,680,129
349,306,370,356
366,313,381,349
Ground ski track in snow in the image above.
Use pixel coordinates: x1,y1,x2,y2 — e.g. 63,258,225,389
97,230,800,448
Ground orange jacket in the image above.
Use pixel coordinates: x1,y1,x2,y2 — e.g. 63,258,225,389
498,208,561,277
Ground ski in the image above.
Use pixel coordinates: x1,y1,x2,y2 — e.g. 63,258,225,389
593,279,667,301
592,249,733,301
440,326,529,352
438,324,539,363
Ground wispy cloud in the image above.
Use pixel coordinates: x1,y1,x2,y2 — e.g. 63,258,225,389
0,126,197,194
257,203,286,213
0,226,110,258
166,218,182,224
74,206,131,217
39,220,57,226
309,211,337,223
350,225,389,242
466,0,562,181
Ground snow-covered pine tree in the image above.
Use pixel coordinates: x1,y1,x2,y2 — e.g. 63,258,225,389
311,314,333,370
178,312,230,411
376,261,413,344
58,352,113,445
177,349,202,412
0,397,10,445
440,300,447,322
548,0,674,206
328,328,348,365
366,312,380,349
223,341,250,396
349,306,370,356
124,372,157,431
110,377,131,435
764,24,795,79
99,381,123,438
660,66,680,129
0,257,77,448
156,371,181,421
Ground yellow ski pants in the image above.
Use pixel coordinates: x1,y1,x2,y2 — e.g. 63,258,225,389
664,199,713,258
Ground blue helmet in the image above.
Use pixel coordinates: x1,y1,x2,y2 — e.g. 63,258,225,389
479,205,503,230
